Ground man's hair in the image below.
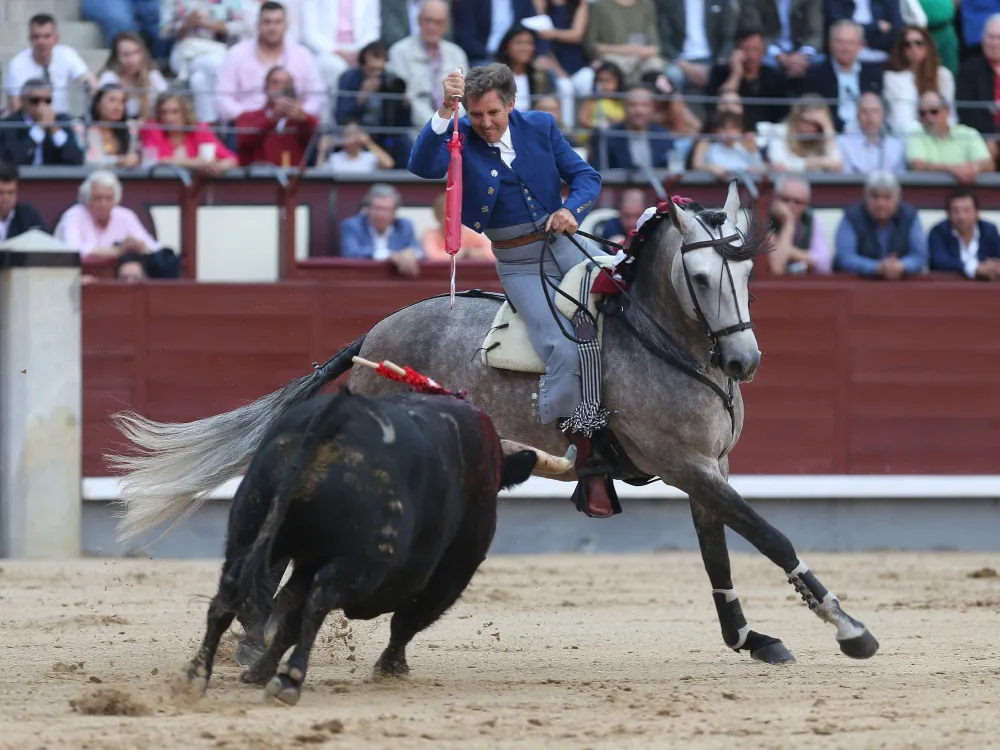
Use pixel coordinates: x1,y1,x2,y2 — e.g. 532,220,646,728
363,183,401,208
734,25,763,45
710,110,743,132
265,65,289,86
830,18,863,39
864,169,900,196
946,188,979,211
464,63,516,106
29,13,56,28
20,77,52,97
0,161,19,182
260,1,285,14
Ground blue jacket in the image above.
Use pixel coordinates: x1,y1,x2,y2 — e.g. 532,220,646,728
833,201,927,276
589,123,674,171
339,213,421,259
928,218,1000,276
451,0,535,63
407,108,601,233
824,0,902,53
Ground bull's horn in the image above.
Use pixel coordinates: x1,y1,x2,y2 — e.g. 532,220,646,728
500,440,577,475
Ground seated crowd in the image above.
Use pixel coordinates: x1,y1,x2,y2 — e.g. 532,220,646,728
2,1,1000,283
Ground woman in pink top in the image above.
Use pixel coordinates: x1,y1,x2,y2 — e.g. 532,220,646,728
421,192,494,262
140,92,238,176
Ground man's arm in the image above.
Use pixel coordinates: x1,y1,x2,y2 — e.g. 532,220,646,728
47,118,84,165
338,217,373,258
901,217,928,275
547,113,601,221
406,111,454,179
234,110,275,165
927,224,963,273
834,218,881,277
213,51,244,122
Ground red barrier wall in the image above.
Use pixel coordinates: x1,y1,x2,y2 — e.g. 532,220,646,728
83,269,1000,477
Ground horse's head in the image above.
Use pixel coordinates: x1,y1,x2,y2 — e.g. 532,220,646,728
659,181,771,383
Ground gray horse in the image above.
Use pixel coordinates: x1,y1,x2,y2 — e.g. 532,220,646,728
110,181,879,666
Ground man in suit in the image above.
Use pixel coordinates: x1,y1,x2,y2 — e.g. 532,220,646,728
928,189,1000,280
407,63,615,519
955,14,1000,165
800,19,883,132
824,0,902,60
0,161,45,242
381,0,454,48
338,183,423,277
0,78,84,167
588,84,673,171
656,0,740,92
450,0,534,67
738,0,824,80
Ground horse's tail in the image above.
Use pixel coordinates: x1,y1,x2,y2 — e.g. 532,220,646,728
235,387,355,614
107,335,367,544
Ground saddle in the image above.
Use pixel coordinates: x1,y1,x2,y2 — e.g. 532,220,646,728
480,256,615,373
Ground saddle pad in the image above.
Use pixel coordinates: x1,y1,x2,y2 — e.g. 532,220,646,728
481,256,614,374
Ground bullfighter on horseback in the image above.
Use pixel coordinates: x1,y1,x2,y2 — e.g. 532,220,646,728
407,62,616,519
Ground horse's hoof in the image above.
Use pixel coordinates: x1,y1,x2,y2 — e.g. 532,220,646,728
234,643,264,670
750,641,796,665
839,629,879,659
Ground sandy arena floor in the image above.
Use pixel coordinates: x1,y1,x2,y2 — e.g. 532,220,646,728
0,552,997,749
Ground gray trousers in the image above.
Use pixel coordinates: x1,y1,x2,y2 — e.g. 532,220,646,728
485,219,611,425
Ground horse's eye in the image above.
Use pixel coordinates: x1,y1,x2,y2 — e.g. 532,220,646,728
692,273,710,287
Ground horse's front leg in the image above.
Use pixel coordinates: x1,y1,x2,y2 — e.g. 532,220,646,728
682,465,879,660
688,496,795,664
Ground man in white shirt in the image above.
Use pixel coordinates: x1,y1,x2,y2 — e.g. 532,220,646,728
5,13,98,116
388,0,468,128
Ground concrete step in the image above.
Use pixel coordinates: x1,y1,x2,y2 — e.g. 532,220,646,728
0,0,82,23
0,20,102,50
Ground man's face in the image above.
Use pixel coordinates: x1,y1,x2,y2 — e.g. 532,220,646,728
258,10,286,45
740,34,765,68
919,93,948,133
367,195,397,233
418,1,448,45
984,20,1000,64
466,90,514,143
88,184,116,224
30,22,57,59
0,180,16,217
866,188,898,222
948,196,978,234
266,69,294,100
23,86,53,118
618,189,646,232
830,26,862,68
362,51,387,78
624,89,653,131
857,94,884,133
117,260,146,282
776,179,809,222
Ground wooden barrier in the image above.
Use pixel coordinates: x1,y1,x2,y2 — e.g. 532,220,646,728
82,272,1000,478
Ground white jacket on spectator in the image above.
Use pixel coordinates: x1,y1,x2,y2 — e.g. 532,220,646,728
388,35,468,127
883,67,956,137
299,0,382,55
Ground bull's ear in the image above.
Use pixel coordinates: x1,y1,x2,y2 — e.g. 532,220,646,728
723,179,740,228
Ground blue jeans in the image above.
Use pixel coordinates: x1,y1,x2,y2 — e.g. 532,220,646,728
81,0,167,58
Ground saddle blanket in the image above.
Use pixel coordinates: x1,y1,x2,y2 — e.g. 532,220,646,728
481,256,615,374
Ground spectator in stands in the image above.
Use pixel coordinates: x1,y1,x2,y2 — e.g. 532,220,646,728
738,0,823,80
215,2,326,126
836,92,906,173
298,0,383,103
532,95,577,146
922,0,958,75
382,0,441,49
140,92,238,175
235,66,319,167
694,110,766,180
883,25,955,137
0,162,45,242
588,84,673,170
689,91,760,167
928,189,1000,280
387,0,468,129
98,32,169,121
56,170,180,278
906,91,994,183
531,0,592,100
766,174,831,275
705,27,790,130
0,79,85,167
955,14,1000,164
115,251,149,282
82,0,164,59
595,187,646,243
576,62,627,137
800,20,883,133
833,169,927,279
320,121,395,172
761,94,843,172
655,0,738,96
957,1,993,60
642,71,702,146
421,192,495,261
338,183,422,278
824,0,902,61
5,14,99,116
78,85,141,167
161,0,259,123
450,0,533,68
494,24,560,112
335,41,412,166
583,0,667,85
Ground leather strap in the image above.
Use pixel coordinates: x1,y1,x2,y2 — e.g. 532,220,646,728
491,229,547,250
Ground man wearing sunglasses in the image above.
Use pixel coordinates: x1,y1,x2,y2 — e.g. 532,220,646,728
0,78,84,167
906,91,993,184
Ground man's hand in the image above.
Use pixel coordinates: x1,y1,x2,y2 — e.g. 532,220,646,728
389,248,421,278
879,255,906,280
439,70,464,117
545,208,579,235
37,101,55,127
779,52,809,78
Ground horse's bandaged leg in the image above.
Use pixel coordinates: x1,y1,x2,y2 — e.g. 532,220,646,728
711,588,749,649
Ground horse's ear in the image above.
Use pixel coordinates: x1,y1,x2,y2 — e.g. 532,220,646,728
723,179,741,227
664,193,695,236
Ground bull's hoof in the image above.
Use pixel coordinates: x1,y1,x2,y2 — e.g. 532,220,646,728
838,629,879,660
174,660,209,698
264,664,304,706
234,642,265,670
750,641,796,665
240,664,274,686
373,654,409,681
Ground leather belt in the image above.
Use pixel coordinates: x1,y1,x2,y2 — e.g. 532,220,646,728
490,229,547,250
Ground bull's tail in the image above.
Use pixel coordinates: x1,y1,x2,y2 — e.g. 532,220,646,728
234,388,356,614
107,336,366,545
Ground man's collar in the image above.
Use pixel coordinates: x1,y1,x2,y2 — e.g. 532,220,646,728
489,126,513,150
951,222,980,241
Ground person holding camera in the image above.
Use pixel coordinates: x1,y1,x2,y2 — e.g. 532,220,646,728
235,65,319,167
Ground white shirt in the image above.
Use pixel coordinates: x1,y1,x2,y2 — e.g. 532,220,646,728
6,45,89,114
0,209,15,242
430,111,516,166
371,225,393,260
680,0,712,61
98,69,169,119
407,0,422,36
952,224,981,279
299,0,382,54
328,149,379,173
487,0,514,56
512,72,531,110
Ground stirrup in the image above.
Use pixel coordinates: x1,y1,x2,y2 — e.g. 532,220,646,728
570,463,622,518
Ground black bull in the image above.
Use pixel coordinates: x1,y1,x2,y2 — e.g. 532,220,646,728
180,387,540,705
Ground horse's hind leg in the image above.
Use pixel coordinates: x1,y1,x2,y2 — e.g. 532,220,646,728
686,467,879,660
689,498,795,665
